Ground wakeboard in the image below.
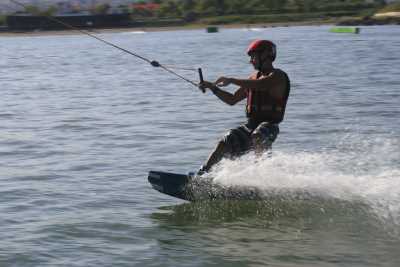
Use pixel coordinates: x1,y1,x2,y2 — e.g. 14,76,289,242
148,171,193,201
148,170,264,202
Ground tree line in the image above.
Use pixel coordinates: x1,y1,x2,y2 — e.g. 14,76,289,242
138,0,385,20
0,0,385,26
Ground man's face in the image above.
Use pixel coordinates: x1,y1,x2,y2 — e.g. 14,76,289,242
249,52,261,69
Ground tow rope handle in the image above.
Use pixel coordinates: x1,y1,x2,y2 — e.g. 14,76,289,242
198,68,205,93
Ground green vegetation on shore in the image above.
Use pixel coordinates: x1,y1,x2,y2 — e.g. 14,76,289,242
196,10,363,25
135,0,384,26
377,2,400,13
2,0,396,30
336,1,400,26
0,15,5,26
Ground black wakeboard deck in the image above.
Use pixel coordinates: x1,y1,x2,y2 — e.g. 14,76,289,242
148,171,265,202
148,171,193,201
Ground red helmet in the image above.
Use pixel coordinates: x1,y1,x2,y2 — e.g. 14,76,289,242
247,40,276,62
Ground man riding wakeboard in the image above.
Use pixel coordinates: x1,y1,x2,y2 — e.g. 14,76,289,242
198,39,291,174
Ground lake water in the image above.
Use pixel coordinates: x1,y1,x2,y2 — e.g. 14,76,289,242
1,25,399,266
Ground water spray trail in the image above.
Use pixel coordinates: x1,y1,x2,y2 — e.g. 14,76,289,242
209,134,400,233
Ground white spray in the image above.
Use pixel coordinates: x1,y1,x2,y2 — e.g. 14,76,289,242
209,134,400,232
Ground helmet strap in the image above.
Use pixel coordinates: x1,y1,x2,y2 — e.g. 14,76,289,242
253,52,263,71
256,53,273,72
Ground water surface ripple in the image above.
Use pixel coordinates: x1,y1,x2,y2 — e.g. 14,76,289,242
1,26,399,266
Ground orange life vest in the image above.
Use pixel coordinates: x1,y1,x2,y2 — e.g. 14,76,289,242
246,70,290,124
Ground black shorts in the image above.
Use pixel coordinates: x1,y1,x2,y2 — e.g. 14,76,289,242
222,121,279,156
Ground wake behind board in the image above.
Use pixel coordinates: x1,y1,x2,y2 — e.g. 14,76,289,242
148,170,264,202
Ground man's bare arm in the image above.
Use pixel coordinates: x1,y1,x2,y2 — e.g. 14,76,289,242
199,81,247,106
216,71,283,91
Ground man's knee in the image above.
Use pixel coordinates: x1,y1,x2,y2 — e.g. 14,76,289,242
251,122,279,151
222,127,252,157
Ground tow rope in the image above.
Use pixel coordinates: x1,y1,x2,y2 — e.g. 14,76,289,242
9,0,204,90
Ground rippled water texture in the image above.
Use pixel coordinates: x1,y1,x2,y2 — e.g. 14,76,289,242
1,26,399,266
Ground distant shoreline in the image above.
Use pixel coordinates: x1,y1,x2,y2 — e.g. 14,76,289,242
0,19,342,37
1,16,399,37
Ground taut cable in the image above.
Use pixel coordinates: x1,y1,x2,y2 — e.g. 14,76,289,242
9,0,201,87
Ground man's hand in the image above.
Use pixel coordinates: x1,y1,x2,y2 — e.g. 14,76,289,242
198,80,216,93
215,76,233,87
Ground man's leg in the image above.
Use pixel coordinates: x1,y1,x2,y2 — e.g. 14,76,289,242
200,140,226,173
200,125,252,173
251,122,279,155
